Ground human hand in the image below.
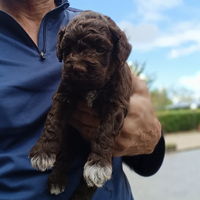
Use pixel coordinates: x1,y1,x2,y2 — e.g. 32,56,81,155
112,72,161,157
69,101,100,141
69,72,161,157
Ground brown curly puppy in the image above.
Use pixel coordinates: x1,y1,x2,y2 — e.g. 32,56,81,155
29,10,133,199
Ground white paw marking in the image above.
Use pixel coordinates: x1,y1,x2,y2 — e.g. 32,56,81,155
83,162,112,188
50,184,65,195
30,154,56,172
86,91,97,107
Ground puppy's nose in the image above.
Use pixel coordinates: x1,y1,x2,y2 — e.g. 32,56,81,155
73,65,87,77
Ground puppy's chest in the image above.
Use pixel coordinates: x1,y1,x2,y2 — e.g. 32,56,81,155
85,91,98,107
85,90,109,108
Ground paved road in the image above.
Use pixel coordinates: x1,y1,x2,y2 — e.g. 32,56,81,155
123,149,200,200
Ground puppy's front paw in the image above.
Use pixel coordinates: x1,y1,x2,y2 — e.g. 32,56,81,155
83,162,112,188
29,153,56,172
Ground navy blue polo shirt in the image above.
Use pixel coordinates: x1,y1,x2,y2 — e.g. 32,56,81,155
0,0,165,199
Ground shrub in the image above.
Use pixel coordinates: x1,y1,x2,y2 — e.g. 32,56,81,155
165,143,177,152
156,109,200,133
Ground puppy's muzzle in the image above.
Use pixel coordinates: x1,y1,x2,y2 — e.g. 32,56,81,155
73,64,87,77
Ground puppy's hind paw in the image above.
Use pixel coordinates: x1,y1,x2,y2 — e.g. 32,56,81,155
29,153,56,172
50,184,65,195
83,162,112,188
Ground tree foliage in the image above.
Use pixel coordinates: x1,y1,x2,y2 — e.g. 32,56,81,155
168,87,196,103
128,61,173,111
151,88,172,111
128,61,155,89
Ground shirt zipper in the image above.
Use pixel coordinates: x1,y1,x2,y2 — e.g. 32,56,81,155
39,18,48,61
0,2,69,61
38,2,70,61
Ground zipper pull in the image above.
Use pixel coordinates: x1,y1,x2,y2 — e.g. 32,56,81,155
40,52,46,60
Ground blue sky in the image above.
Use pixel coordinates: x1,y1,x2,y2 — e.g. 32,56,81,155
69,0,200,99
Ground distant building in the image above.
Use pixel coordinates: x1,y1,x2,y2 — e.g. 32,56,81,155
166,100,200,110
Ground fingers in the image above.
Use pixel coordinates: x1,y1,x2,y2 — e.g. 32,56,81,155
69,101,100,141
72,108,100,127
77,101,99,116
69,117,96,141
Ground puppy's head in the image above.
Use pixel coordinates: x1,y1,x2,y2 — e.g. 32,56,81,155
57,11,131,91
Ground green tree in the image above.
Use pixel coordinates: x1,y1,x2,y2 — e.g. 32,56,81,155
128,61,173,110
128,61,155,89
151,88,172,111
169,87,195,103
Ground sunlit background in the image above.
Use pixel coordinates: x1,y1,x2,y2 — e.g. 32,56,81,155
70,0,200,102
69,1,200,199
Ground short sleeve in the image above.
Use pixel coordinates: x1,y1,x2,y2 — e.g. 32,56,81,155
122,134,165,176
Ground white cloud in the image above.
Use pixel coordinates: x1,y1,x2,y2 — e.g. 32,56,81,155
179,71,200,98
169,44,200,58
156,25,200,47
118,21,158,50
118,19,200,57
117,1,200,58
134,0,182,22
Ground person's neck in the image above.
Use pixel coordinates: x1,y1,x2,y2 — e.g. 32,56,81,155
0,0,56,22
0,0,56,46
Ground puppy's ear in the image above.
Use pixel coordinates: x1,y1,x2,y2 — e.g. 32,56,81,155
109,25,132,65
56,27,65,62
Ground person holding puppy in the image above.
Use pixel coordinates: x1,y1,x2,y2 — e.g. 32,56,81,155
0,0,164,200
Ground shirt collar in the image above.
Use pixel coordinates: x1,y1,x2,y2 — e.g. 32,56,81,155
54,0,69,6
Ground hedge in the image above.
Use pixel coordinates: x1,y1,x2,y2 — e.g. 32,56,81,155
156,109,200,133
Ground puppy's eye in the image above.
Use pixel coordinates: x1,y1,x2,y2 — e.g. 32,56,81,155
96,47,105,53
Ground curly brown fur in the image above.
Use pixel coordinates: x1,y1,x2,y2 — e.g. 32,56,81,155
29,10,133,199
